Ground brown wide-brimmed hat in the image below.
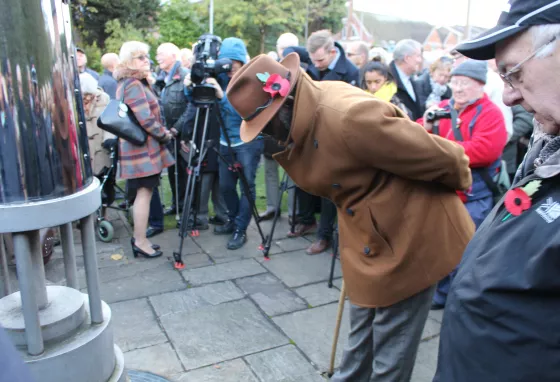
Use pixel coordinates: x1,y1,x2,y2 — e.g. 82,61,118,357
226,52,301,143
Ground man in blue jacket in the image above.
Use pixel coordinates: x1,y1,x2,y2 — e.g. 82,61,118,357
199,38,264,250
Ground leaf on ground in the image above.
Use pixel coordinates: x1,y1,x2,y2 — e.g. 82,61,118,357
110,254,123,261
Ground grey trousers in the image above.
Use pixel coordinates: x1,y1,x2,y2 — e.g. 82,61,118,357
331,285,435,382
198,172,228,222
263,156,296,216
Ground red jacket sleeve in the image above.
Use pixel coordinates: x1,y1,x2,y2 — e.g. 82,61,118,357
457,104,507,168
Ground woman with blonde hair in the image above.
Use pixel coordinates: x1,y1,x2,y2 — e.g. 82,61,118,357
416,56,453,109
114,41,175,258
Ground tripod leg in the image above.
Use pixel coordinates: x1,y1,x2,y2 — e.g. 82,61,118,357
261,171,289,258
290,181,297,235
174,138,180,223
328,224,339,288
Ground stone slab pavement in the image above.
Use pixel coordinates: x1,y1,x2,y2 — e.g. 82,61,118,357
5,211,442,381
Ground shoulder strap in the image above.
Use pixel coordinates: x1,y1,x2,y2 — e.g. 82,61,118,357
449,107,463,141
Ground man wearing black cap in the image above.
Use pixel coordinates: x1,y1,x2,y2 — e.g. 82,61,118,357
434,1,560,381
76,47,99,81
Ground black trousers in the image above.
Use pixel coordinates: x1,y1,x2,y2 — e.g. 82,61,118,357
297,189,337,241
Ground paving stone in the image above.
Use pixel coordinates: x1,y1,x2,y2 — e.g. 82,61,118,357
235,274,307,316
428,308,444,323
150,281,244,317
193,230,282,264
142,229,201,255
332,278,343,290
124,343,184,377
273,237,312,253
411,336,440,382
182,259,267,286
161,299,289,370
295,282,341,307
421,317,441,340
111,298,167,352
97,263,186,303
171,359,259,382
261,250,342,288
273,303,350,372
245,345,324,382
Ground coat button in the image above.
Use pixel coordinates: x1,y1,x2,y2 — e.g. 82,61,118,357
346,208,354,216
332,184,341,189
313,139,318,148
364,246,371,256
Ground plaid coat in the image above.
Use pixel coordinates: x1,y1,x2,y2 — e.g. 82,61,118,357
114,68,175,179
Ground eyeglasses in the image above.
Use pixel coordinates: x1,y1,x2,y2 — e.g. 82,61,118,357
133,54,150,62
500,36,557,89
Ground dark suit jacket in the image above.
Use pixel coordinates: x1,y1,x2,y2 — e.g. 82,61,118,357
308,42,360,86
389,61,425,120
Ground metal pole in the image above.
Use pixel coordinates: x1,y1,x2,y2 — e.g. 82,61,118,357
304,0,309,41
209,0,214,34
0,234,11,297
29,230,48,310
465,0,473,40
60,223,78,289
12,232,44,356
346,0,353,40
80,214,103,324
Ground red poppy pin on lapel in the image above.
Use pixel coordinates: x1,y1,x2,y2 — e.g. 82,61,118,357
502,180,542,221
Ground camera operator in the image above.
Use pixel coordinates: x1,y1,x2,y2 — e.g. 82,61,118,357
153,43,190,221
184,37,263,250
420,59,507,310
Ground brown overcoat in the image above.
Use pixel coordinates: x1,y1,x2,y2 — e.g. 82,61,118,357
274,72,476,308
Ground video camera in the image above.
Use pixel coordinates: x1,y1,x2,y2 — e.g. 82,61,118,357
190,34,232,105
425,109,452,123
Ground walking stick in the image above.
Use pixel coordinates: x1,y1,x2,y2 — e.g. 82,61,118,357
328,280,346,377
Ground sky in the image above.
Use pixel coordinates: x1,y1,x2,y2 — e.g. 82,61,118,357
353,0,508,29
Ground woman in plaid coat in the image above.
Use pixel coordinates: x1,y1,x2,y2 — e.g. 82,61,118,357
114,41,175,258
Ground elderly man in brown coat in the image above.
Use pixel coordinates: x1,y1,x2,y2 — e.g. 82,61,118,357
225,53,475,381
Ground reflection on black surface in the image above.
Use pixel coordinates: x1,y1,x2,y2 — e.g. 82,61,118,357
0,0,91,205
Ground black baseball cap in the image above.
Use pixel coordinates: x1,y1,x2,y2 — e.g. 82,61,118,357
455,0,560,60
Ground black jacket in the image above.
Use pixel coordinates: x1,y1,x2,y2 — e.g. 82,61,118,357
307,42,359,86
154,62,190,135
415,71,451,110
98,70,117,99
434,137,560,382
389,61,424,120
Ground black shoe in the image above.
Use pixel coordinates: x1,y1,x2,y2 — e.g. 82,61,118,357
430,302,445,310
131,243,162,258
178,218,209,231
131,237,160,250
227,230,247,250
146,226,163,238
258,210,276,222
214,221,234,235
209,215,227,226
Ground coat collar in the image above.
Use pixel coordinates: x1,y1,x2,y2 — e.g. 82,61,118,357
113,66,150,81
308,42,352,79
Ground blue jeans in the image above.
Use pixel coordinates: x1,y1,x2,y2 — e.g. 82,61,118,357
219,140,264,232
148,187,164,230
433,196,493,305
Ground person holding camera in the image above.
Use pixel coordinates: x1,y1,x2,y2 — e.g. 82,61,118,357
185,37,263,250
420,59,508,310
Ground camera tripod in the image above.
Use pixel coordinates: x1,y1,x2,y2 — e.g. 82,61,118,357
172,94,268,269
259,170,297,258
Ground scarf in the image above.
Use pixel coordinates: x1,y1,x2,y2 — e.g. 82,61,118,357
534,134,560,167
425,79,448,108
373,82,398,103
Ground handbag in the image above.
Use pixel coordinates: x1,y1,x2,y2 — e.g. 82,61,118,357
97,79,147,146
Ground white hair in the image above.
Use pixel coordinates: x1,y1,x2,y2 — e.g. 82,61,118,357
531,24,560,58
79,72,98,94
119,41,150,66
277,33,299,49
180,48,192,61
157,42,180,59
393,39,422,62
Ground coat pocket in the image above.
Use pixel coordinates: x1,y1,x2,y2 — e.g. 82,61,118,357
366,204,394,257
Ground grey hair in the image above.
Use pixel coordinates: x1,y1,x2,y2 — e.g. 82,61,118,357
531,24,560,58
393,39,422,62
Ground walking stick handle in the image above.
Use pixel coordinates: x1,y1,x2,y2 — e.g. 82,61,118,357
329,280,346,376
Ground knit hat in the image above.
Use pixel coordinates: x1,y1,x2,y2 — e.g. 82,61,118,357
451,60,488,84
218,37,248,64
